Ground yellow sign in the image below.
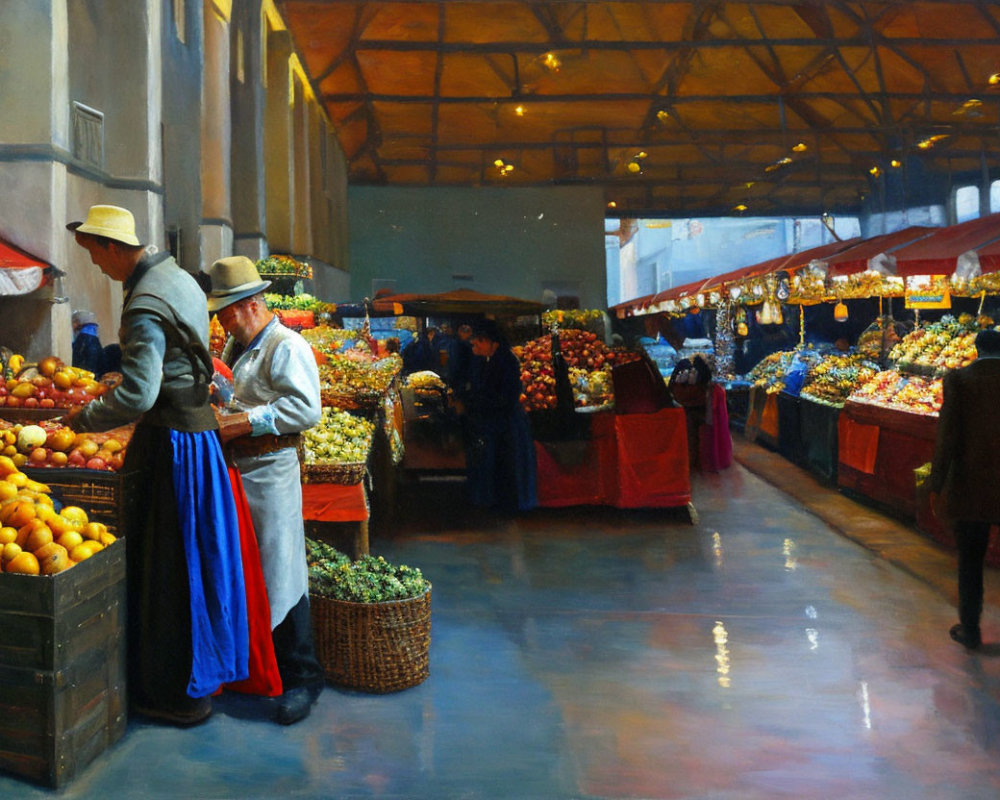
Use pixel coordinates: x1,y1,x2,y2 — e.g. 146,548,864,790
905,275,952,309
905,288,951,309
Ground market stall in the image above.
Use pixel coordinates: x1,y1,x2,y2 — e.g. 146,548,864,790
370,288,546,476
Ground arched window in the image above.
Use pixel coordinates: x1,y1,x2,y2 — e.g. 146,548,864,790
990,180,1000,213
955,185,979,223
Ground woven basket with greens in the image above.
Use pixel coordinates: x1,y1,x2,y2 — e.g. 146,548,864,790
306,538,430,603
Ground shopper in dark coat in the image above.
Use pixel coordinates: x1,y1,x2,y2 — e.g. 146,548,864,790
929,328,1000,650
462,319,537,513
71,309,105,374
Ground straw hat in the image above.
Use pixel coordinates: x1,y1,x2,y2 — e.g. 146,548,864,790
206,256,271,312
66,205,141,246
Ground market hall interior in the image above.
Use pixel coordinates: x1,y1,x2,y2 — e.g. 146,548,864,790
2,448,998,800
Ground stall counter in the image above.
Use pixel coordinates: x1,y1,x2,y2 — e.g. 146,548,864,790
535,407,691,510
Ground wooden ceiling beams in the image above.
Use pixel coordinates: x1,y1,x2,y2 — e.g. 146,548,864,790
280,1,1000,215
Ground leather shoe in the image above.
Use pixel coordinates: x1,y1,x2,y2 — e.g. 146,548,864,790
273,686,319,726
950,623,981,650
132,698,212,727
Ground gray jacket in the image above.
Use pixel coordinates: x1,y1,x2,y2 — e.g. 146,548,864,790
73,252,217,433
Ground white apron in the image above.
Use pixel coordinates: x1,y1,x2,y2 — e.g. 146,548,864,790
231,319,322,629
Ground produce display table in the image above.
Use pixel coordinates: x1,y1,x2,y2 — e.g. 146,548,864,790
302,482,369,560
776,391,805,466
535,407,691,509
722,381,750,434
798,398,840,484
743,386,779,449
837,400,937,519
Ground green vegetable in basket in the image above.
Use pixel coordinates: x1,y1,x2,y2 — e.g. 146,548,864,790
306,539,430,603
303,407,374,464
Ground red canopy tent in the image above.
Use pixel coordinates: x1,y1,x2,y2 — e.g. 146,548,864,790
697,254,789,293
820,227,936,276
0,238,50,296
771,237,861,274
891,213,1000,276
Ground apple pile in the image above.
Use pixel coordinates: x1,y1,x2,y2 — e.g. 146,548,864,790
514,329,639,411
0,355,108,409
0,421,130,471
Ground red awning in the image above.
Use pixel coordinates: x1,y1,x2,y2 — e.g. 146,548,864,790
0,238,50,296
961,234,1000,275
371,287,545,316
774,237,862,273
891,214,1000,276
697,254,789,292
821,227,937,276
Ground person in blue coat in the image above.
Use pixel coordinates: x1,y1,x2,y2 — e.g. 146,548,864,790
71,309,105,374
461,319,537,513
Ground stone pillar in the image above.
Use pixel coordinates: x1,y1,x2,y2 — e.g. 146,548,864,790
200,1,234,266
326,128,350,271
264,29,294,253
230,1,268,261
291,79,312,257
309,104,330,264
0,0,70,360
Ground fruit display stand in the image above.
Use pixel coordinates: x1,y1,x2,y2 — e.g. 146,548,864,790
742,385,779,449
780,353,879,483
0,540,126,788
796,397,842,483
836,314,987,518
837,397,938,519
21,465,147,537
301,404,383,561
775,391,805,467
721,379,751,434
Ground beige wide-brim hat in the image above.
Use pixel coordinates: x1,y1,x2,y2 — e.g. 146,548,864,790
66,204,141,246
206,256,271,312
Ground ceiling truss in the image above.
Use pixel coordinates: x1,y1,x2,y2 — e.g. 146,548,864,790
279,1,1000,216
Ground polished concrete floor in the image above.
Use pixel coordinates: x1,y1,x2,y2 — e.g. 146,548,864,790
3,450,1000,799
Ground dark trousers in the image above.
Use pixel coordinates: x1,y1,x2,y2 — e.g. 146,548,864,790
955,521,992,631
273,594,324,692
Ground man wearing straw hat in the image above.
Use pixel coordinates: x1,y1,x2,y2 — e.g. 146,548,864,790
207,255,325,725
66,204,249,726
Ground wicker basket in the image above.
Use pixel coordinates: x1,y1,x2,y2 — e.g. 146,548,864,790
301,460,367,485
310,589,431,693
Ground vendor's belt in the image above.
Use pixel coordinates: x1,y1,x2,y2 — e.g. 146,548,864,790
227,433,303,459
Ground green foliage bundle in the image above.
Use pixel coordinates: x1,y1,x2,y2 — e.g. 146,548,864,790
306,538,430,603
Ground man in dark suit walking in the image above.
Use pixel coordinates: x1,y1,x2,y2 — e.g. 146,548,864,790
929,328,1000,649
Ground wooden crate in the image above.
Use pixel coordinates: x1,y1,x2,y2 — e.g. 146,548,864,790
22,466,148,537
0,540,127,788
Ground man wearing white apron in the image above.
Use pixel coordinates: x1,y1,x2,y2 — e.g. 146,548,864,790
207,256,324,725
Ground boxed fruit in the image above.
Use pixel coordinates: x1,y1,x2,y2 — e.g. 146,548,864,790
0,540,126,787
21,466,147,537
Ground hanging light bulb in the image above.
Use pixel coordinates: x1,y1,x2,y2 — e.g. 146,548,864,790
758,300,773,325
772,301,784,325
834,301,849,322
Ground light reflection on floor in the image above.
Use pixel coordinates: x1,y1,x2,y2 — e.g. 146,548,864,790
2,461,999,799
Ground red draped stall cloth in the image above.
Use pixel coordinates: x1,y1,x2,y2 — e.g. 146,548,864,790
837,400,1000,565
301,481,370,560
535,407,691,509
837,400,936,519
